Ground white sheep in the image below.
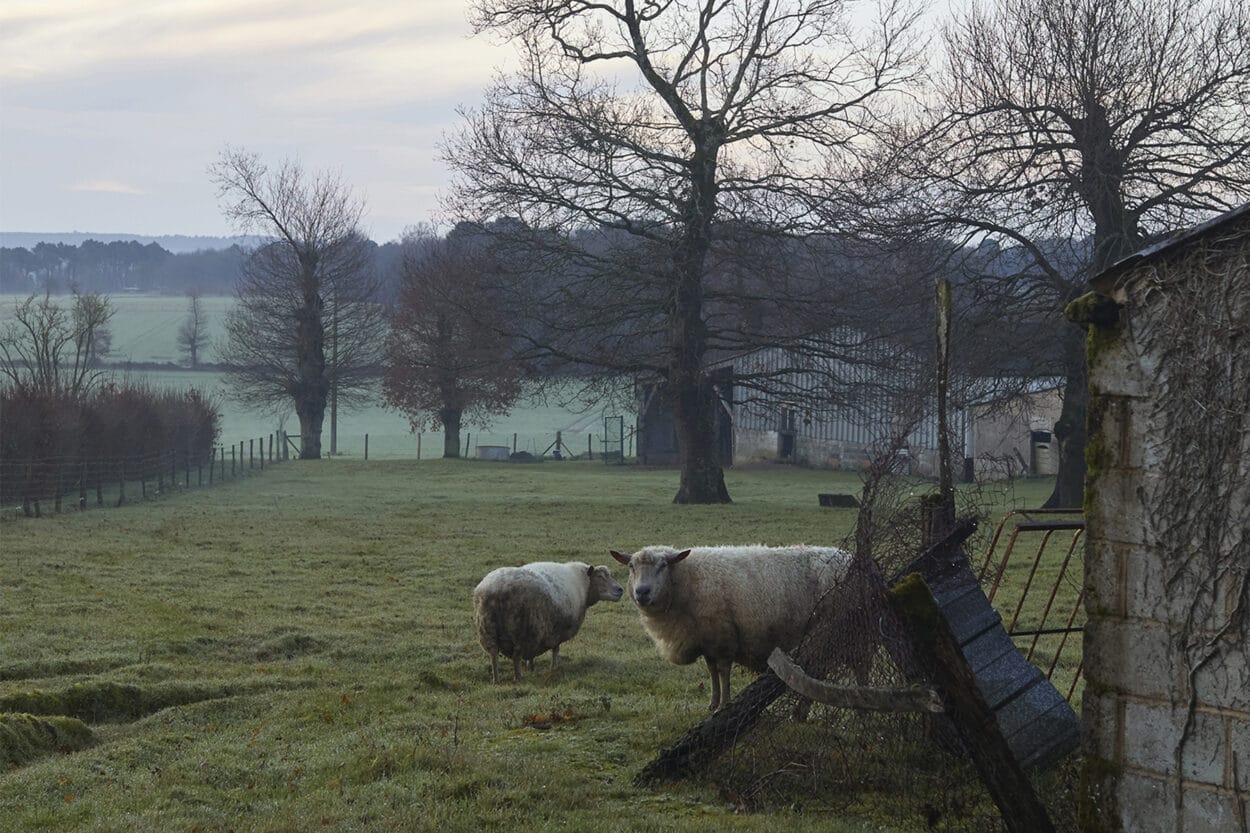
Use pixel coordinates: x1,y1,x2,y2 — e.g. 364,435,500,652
610,544,851,710
473,561,623,683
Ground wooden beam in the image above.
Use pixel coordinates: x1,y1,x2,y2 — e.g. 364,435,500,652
887,573,1057,833
767,648,944,713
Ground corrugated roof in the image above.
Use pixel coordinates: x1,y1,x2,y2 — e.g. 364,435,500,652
1094,202,1250,286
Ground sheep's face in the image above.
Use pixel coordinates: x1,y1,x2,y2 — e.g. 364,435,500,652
609,548,690,612
587,565,624,604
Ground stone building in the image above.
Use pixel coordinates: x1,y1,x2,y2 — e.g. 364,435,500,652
1075,204,1249,831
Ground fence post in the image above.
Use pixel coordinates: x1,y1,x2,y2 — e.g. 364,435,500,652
231,445,236,477
118,459,126,506
588,434,593,460
96,460,104,507
417,433,422,460
365,433,369,461
465,432,471,458
79,460,88,510
259,437,264,470
513,432,517,453
220,446,225,481
208,447,215,485
250,438,254,469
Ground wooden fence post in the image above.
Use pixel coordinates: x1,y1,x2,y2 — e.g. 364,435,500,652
513,433,517,453
231,445,236,477
208,447,215,484
79,460,88,510
587,434,593,460
250,438,254,469
417,433,422,460
365,433,369,461
220,446,225,481
96,460,104,507
259,437,264,470
118,459,126,506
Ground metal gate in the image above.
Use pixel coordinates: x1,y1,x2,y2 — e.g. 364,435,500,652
977,508,1086,702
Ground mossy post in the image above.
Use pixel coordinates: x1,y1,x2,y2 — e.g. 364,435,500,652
887,573,1057,833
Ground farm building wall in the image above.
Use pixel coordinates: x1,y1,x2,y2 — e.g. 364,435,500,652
969,387,1063,481
1078,207,1250,832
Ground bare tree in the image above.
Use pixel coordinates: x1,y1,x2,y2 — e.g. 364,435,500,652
176,289,210,369
210,149,384,459
382,226,529,458
880,0,1250,506
0,290,113,397
446,0,922,503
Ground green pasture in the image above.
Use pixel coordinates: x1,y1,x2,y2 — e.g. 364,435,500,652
0,461,1073,832
0,294,236,366
1,293,633,457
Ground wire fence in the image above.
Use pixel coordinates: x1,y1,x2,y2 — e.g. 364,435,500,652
3,422,641,517
1,434,283,517
323,425,638,463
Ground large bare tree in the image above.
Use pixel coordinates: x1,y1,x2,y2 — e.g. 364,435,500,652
211,149,384,459
383,226,529,458
884,0,1250,506
447,0,922,503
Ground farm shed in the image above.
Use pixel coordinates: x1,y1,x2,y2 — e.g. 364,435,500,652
1075,204,1249,832
636,328,1060,481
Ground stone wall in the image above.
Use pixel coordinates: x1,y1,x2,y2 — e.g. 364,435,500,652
1077,214,1249,832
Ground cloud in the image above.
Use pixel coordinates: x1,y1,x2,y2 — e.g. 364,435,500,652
67,179,146,194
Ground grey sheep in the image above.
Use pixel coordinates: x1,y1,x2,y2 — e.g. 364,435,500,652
473,561,623,682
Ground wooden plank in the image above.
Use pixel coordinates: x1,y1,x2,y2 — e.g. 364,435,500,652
888,573,1057,833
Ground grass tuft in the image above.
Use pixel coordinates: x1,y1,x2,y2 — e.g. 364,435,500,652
0,713,96,768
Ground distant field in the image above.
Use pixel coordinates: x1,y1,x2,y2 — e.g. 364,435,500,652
0,460,1068,832
0,293,236,365
1,294,634,457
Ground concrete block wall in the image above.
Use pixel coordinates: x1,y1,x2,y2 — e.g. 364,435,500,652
1079,219,1250,832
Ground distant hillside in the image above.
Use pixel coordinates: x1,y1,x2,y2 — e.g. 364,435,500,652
0,232,266,253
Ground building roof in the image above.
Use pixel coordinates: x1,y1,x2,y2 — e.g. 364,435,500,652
1093,202,1250,287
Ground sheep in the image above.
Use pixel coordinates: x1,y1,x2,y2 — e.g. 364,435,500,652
609,544,851,710
473,561,623,683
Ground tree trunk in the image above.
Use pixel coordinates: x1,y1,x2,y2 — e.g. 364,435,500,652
670,373,730,504
294,261,328,461
296,398,325,460
669,124,731,505
1047,121,1143,511
441,408,462,459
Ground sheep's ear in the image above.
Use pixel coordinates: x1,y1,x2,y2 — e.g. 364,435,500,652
666,549,691,566
609,550,631,565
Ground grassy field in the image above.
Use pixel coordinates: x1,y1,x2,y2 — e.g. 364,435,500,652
0,461,1070,832
1,294,633,458
0,294,236,367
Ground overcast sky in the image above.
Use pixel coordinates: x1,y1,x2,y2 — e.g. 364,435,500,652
0,0,514,243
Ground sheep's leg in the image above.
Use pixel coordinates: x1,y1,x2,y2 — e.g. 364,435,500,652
718,662,733,710
551,644,560,671
512,655,523,682
526,658,535,672
706,658,722,711
489,650,499,684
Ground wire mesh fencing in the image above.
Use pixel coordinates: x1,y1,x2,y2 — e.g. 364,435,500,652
1,434,283,517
